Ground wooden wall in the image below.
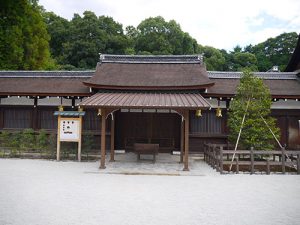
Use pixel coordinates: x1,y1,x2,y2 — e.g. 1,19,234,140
0,106,299,151
114,111,181,152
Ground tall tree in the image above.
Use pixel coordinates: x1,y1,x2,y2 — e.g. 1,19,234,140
0,0,54,70
43,12,70,62
59,11,129,69
199,45,226,70
135,16,198,55
244,32,298,71
228,71,280,150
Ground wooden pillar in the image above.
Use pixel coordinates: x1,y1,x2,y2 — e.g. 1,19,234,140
56,115,61,161
78,116,82,162
183,110,189,171
180,118,184,163
110,114,115,162
0,106,4,129
32,97,38,130
100,109,106,169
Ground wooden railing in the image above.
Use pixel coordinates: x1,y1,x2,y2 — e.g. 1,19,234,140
204,144,300,174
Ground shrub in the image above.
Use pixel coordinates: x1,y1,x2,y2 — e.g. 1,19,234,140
36,129,48,152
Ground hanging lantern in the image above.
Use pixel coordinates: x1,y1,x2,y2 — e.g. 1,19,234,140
216,108,222,117
58,105,64,112
97,108,102,116
195,109,202,117
78,106,83,112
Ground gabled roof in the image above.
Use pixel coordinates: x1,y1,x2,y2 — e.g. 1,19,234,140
206,71,300,98
83,55,214,90
0,71,92,96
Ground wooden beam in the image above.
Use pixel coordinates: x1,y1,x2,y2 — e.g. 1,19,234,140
183,110,189,171
100,109,106,169
110,114,115,162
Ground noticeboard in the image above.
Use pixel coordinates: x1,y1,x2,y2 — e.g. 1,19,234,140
59,118,80,142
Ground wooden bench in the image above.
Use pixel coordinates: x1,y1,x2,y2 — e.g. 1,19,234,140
133,143,159,163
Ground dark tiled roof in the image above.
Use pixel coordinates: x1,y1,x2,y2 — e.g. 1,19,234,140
84,55,213,90
79,92,210,109
207,71,300,97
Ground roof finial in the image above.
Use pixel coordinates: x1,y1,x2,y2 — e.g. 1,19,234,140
99,53,104,62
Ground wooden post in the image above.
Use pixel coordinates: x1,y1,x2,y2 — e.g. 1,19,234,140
56,115,61,161
219,146,223,174
236,157,239,174
266,158,270,175
281,147,286,174
250,147,254,174
297,154,300,175
100,109,106,169
180,120,184,163
212,148,217,169
78,116,82,162
110,114,115,162
183,110,189,171
32,97,38,129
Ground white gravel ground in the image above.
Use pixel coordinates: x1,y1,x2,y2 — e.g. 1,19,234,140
0,158,300,225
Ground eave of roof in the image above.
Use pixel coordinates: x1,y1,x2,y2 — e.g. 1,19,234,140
79,91,211,109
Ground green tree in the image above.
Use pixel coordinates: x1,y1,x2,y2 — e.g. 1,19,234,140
199,45,226,70
135,16,198,55
0,0,54,70
58,11,129,69
232,52,258,71
43,11,70,64
245,32,298,71
228,71,280,150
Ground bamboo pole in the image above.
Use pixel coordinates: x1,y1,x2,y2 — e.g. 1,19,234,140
229,99,250,171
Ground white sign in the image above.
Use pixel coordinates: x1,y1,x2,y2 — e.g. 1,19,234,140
59,118,80,141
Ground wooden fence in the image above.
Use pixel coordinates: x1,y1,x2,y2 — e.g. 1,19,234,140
204,144,300,174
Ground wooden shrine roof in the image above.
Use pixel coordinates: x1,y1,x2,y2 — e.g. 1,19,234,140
0,71,91,96
83,55,214,90
206,71,300,98
79,91,211,109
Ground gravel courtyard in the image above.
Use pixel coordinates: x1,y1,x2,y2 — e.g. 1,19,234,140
0,158,300,225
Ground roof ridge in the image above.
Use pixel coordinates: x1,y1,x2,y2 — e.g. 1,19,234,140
0,71,94,78
99,54,203,64
207,71,298,80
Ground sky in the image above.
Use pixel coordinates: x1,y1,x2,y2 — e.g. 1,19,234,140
39,0,300,51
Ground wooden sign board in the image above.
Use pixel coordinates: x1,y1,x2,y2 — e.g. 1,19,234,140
59,118,80,142
56,116,83,162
